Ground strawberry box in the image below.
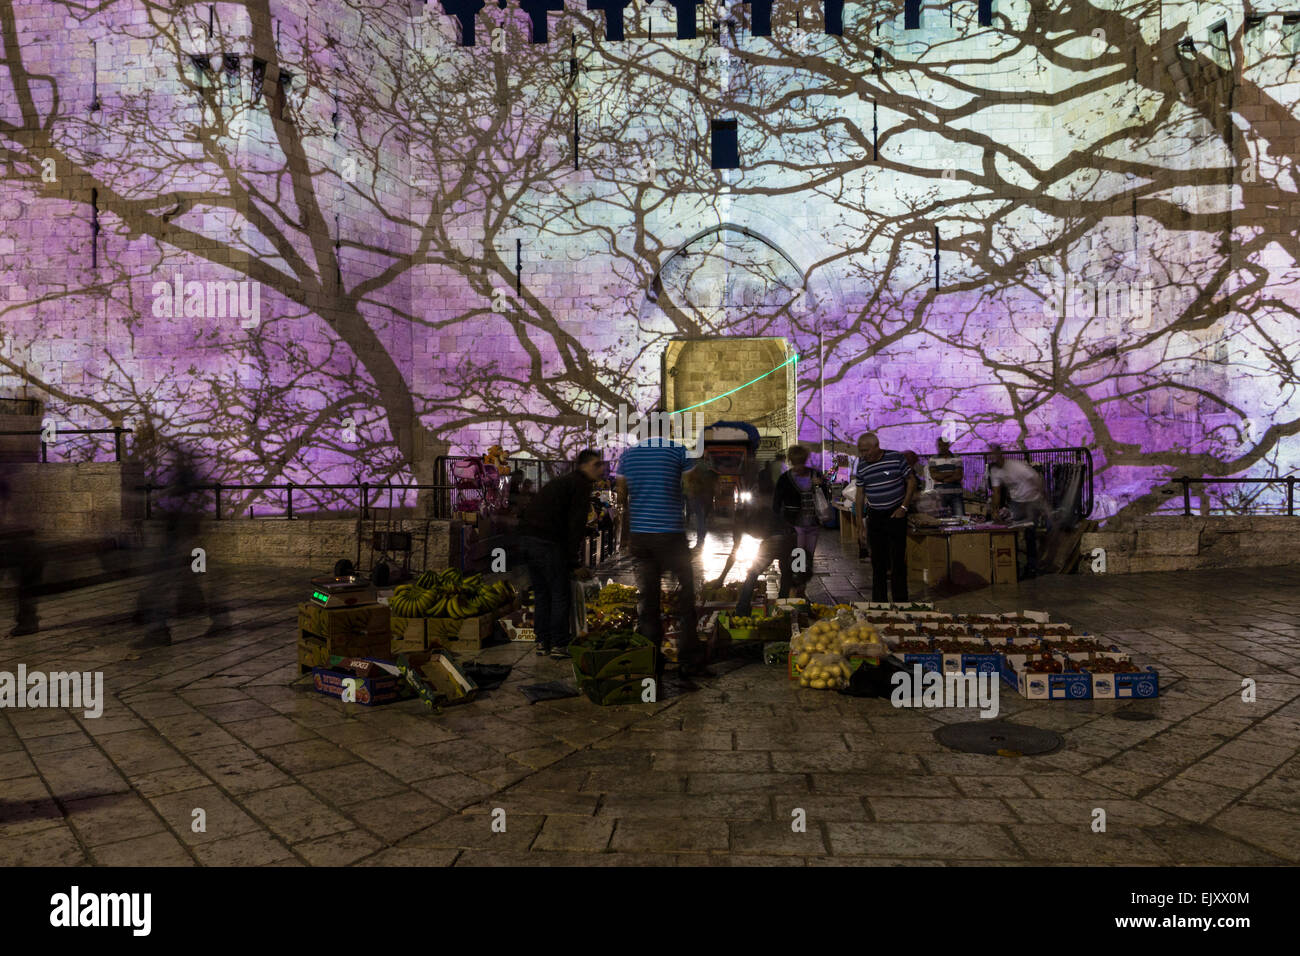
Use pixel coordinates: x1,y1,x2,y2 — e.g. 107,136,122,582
311,660,402,706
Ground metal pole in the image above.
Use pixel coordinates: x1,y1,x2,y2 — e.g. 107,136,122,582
819,327,825,468
1182,478,1191,517
287,483,294,519
114,427,123,462
215,483,223,521
1289,477,1295,517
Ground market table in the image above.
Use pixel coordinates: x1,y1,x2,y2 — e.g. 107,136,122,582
906,521,1032,590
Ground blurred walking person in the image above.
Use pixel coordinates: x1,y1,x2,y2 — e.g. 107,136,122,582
0,464,42,637
773,444,826,599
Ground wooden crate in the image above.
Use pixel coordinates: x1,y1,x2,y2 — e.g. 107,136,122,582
297,602,391,673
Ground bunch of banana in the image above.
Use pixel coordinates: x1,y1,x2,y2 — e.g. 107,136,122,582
389,571,515,620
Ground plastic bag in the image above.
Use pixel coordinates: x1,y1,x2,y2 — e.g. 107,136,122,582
839,622,885,658
799,619,844,655
798,652,851,690
814,486,833,524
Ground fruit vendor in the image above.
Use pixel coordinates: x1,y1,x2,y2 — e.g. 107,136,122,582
516,449,607,660
987,443,1050,577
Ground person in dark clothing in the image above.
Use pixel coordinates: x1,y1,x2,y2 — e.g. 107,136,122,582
0,464,42,637
773,444,826,599
713,469,797,616
516,449,606,659
132,444,211,646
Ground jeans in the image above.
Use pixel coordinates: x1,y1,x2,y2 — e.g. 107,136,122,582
735,532,796,615
629,532,700,669
1009,497,1051,576
690,499,711,547
518,535,572,649
865,508,909,603
935,484,964,517
792,524,819,587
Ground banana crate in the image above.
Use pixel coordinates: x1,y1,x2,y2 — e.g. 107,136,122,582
570,634,657,680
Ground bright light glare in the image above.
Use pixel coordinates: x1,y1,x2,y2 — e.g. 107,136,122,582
700,532,765,585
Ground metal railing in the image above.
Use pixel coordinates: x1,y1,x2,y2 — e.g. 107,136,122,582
435,454,572,516
1165,476,1298,516
947,447,1094,518
0,427,133,462
135,480,456,520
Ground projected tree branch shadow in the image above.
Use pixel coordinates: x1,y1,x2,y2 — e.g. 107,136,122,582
0,0,1296,520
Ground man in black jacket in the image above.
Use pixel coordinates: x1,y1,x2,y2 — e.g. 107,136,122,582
516,449,606,659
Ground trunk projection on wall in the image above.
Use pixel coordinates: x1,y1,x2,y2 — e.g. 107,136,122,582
0,0,1296,526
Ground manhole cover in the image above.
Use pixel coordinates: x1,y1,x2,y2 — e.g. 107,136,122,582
934,721,1063,756
1114,709,1158,721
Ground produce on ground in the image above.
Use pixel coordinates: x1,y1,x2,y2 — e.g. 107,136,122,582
791,619,882,688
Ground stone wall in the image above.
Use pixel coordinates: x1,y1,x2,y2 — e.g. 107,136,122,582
2,462,145,539
1,1,1297,525
153,518,453,572
1081,517,1300,575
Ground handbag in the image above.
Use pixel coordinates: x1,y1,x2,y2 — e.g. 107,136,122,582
813,485,832,524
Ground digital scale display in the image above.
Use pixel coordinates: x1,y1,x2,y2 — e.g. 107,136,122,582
308,577,375,609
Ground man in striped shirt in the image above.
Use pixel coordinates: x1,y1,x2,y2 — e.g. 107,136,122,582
615,414,705,680
854,432,916,602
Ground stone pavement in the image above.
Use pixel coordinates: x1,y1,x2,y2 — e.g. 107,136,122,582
1,536,1298,866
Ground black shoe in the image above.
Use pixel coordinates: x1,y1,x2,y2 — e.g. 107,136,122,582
7,623,38,638
535,643,550,656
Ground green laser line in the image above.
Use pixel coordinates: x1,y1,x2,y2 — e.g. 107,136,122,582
675,353,799,415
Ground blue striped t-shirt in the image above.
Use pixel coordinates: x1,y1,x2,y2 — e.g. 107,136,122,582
855,450,910,510
620,439,688,534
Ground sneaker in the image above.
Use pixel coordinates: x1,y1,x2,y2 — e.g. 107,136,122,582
535,643,550,657
549,645,571,660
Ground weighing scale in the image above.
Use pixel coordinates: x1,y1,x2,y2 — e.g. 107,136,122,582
308,575,377,609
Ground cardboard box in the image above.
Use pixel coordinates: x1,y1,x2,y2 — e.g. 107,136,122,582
395,651,478,707
907,534,948,586
311,665,401,706
501,620,536,642
390,616,441,655
297,603,391,674
1085,663,1159,699
948,533,992,586
427,607,510,650
937,637,1000,676
1007,664,1092,700
990,532,1017,585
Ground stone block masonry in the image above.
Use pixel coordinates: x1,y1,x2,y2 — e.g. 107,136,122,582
0,0,1297,531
